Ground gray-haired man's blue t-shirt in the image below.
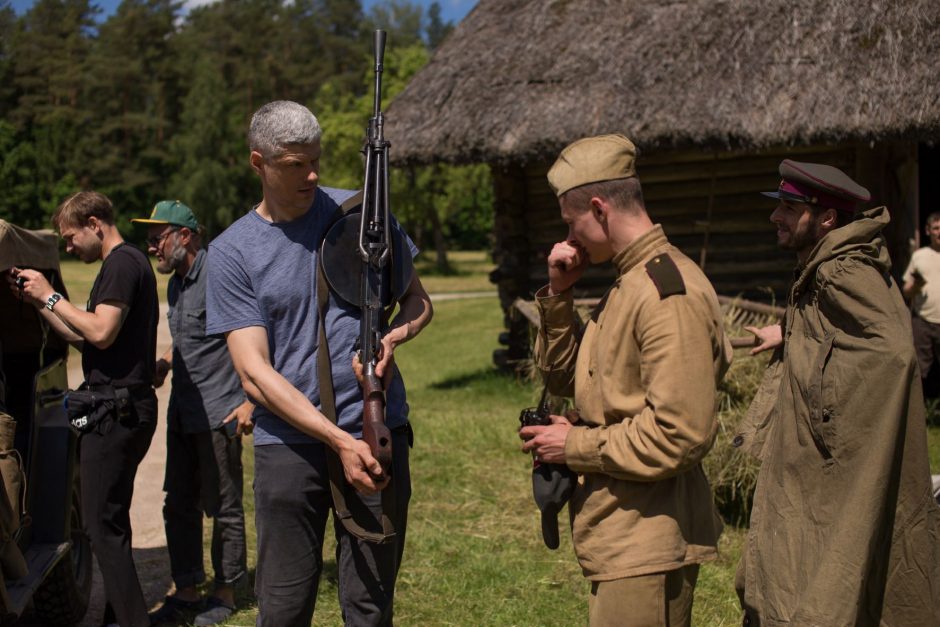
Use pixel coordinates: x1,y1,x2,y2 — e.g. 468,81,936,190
205,187,417,446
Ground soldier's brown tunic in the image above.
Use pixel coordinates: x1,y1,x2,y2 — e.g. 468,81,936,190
536,225,730,581
735,206,940,625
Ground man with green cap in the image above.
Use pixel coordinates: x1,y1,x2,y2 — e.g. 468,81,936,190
519,134,730,626
132,201,252,626
736,161,940,624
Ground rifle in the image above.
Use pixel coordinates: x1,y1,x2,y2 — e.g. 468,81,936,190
358,29,394,479
320,29,413,484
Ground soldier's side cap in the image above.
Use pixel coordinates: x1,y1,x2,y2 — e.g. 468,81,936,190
547,134,637,197
131,199,199,230
760,160,870,214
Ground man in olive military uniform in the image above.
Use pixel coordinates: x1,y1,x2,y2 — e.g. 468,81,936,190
520,134,731,627
738,161,940,625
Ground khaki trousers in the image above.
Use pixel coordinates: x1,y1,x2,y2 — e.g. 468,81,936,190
588,564,700,627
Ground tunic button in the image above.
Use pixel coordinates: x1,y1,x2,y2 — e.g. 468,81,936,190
822,409,832,423
732,435,744,448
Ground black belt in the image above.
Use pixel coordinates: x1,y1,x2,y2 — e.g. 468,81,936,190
84,383,152,398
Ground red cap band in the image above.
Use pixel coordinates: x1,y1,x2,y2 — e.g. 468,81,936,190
779,180,857,213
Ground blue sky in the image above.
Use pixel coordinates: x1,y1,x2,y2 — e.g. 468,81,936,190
7,0,477,24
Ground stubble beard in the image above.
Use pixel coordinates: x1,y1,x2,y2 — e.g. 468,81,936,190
77,238,103,263
157,241,187,275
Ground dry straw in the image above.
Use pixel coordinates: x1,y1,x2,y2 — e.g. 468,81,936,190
387,0,940,166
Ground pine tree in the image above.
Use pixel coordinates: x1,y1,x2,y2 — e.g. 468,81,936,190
85,0,181,226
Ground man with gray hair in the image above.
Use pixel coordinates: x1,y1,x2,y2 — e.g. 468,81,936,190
206,100,432,625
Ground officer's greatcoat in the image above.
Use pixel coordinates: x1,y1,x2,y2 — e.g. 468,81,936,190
535,226,729,580
736,206,940,625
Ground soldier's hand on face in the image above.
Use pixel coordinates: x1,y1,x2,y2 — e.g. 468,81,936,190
547,240,589,295
153,358,171,388
745,324,783,356
519,413,573,464
337,438,389,495
222,400,255,436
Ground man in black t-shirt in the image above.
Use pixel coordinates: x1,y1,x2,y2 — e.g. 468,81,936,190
8,191,157,627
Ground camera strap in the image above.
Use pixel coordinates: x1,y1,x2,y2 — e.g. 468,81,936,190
316,192,396,545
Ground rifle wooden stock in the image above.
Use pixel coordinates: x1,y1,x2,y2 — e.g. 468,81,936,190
361,373,392,478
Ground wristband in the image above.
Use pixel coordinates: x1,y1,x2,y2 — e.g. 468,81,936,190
45,292,63,311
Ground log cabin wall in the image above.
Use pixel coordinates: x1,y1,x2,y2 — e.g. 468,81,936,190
490,141,919,368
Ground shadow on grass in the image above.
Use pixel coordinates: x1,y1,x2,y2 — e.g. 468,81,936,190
428,367,513,390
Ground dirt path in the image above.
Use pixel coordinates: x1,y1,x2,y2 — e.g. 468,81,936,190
69,305,173,626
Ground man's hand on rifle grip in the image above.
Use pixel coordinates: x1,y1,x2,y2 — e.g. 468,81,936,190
336,437,389,495
351,352,396,387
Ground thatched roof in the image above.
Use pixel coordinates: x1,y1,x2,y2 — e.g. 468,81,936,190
386,0,940,166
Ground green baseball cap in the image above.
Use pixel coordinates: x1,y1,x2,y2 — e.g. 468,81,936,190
132,200,199,230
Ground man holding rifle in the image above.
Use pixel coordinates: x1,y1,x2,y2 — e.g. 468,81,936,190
206,100,431,625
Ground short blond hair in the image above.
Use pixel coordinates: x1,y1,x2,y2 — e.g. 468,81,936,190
561,177,645,213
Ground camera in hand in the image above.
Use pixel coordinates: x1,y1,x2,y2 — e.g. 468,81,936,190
14,275,26,290
519,383,553,428
519,404,551,427
518,383,576,550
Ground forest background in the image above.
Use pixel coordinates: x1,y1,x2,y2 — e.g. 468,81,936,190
0,0,491,271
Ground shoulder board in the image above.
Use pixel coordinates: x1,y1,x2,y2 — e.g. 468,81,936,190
645,253,686,299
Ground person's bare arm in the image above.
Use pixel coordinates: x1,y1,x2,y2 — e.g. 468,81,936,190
10,267,125,349
372,274,433,378
225,325,387,494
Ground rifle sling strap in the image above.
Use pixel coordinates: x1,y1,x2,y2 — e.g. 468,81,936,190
316,192,396,544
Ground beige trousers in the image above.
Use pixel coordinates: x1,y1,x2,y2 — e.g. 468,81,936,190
588,564,700,627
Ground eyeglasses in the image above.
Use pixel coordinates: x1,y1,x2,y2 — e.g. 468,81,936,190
147,227,179,248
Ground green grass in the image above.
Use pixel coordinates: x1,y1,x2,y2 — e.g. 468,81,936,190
413,250,497,294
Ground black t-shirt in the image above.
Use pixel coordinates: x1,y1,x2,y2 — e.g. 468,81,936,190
82,243,158,388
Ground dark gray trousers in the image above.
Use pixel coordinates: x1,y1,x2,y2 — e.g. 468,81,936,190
253,428,411,627
163,425,247,589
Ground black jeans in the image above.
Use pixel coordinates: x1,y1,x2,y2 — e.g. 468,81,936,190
163,424,247,589
79,390,156,627
253,427,412,627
